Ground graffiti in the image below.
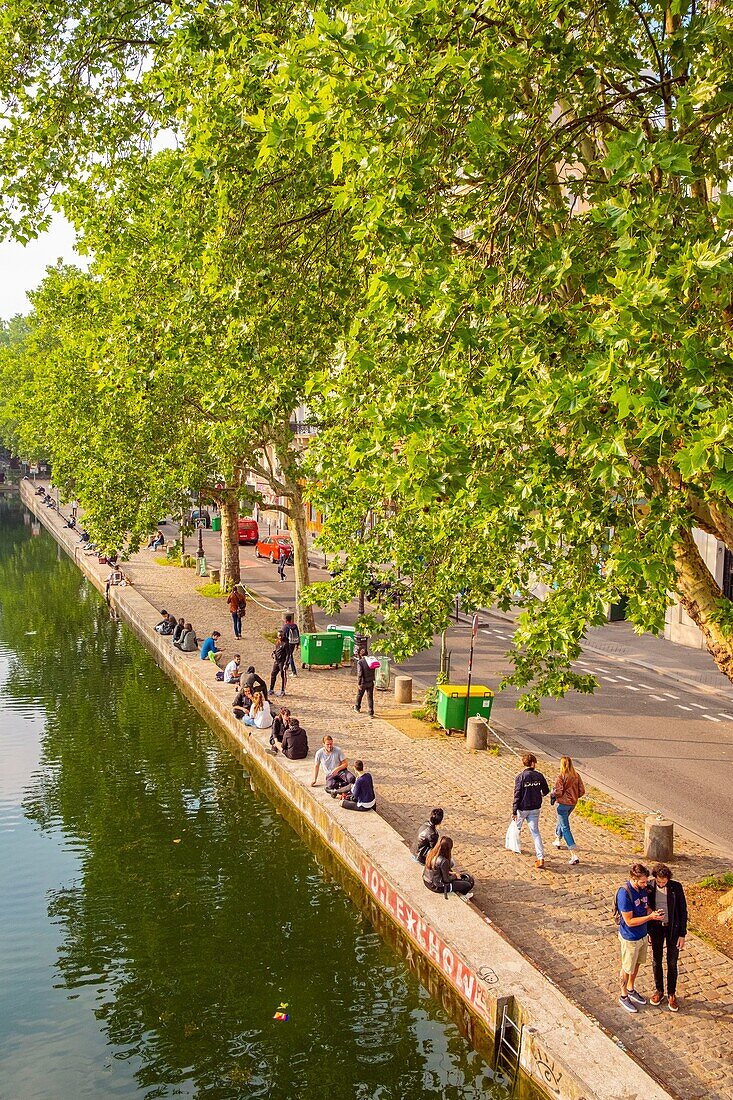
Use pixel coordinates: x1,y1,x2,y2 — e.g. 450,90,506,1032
359,860,492,1026
477,966,499,986
533,1044,563,1093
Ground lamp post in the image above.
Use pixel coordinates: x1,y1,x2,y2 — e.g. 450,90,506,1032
463,613,480,738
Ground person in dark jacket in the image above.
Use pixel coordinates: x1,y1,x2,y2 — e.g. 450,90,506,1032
512,753,550,868
174,623,198,652
341,760,376,811
282,612,300,677
413,808,444,864
270,632,289,696
244,666,268,699
647,864,688,1012
268,707,291,752
171,616,186,645
281,717,308,760
354,647,376,717
422,837,474,898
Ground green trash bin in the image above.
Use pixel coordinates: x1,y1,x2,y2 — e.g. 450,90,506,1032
436,684,494,732
301,632,344,668
211,515,221,532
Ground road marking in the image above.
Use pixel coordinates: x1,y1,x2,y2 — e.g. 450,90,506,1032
689,702,707,710
615,675,632,682
661,693,679,699
603,676,618,683
676,704,693,711
624,685,640,691
650,695,667,702
637,684,652,690
703,714,721,722
718,713,733,721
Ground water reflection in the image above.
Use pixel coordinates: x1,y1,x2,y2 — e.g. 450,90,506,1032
0,499,504,1099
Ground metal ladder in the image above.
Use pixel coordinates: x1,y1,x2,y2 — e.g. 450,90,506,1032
496,1001,524,1094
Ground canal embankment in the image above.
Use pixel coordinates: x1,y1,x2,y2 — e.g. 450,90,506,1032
21,480,732,1100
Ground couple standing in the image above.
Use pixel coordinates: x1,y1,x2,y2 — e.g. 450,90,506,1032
512,753,584,868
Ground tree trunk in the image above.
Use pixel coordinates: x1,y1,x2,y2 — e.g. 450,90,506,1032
287,482,316,632
673,527,733,681
219,492,241,590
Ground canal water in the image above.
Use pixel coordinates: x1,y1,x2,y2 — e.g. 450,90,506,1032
0,500,506,1099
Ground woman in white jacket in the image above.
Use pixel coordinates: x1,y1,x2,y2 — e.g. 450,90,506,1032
242,691,273,730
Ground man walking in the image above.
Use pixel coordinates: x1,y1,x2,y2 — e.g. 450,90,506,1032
512,753,550,868
616,862,666,1014
277,544,289,582
647,863,688,1012
354,647,376,718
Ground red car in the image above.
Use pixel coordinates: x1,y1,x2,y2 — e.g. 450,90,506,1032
237,517,259,545
256,534,294,563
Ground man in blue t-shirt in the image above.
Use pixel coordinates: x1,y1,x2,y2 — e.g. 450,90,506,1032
616,862,665,1014
200,631,224,666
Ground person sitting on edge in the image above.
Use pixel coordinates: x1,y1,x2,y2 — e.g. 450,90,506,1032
174,623,198,652
311,735,355,796
281,717,308,760
156,611,177,637
171,616,186,645
232,684,253,719
423,837,475,899
413,808,444,864
105,565,126,601
155,609,169,633
200,631,224,665
268,706,291,751
79,530,91,545
340,760,376,811
244,665,268,699
223,654,242,685
242,690,273,730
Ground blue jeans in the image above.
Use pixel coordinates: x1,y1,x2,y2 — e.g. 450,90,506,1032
555,803,576,849
515,809,544,859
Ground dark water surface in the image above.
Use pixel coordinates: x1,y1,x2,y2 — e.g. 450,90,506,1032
0,501,504,1099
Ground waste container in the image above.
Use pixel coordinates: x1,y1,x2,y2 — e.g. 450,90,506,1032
436,685,494,732
211,515,221,533
328,624,356,661
301,632,344,668
371,655,390,691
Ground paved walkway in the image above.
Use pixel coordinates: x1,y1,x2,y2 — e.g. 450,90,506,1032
97,538,733,1100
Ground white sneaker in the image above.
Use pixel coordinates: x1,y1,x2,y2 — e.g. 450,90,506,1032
568,855,580,865
552,838,563,849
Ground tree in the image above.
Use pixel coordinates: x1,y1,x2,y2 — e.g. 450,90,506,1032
250,0,733,706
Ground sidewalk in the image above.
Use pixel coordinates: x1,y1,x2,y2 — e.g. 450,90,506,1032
73,528,733,1100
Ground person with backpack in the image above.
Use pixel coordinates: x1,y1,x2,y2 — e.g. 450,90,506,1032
512,753,550,868
413,809,444,864
615,863,666,1014
270,631,289,697
354,647,376,718
551,756,585,866
282,612,300,677
647,863,688,1012
227,585,247,640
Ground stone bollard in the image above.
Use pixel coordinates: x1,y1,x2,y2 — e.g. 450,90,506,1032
210,567,220,586
466,716,488,751
644,816,674,862
394,675,413,704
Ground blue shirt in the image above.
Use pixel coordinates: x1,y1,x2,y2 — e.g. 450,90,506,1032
617,882,649,941
200,637,218,661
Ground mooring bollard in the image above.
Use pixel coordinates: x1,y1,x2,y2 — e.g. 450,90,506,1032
394,675,413,704
210,567,220,586
466,716,488,751
644,815,674,861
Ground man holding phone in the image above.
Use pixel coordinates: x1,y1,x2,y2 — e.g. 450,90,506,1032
616,862,666,1014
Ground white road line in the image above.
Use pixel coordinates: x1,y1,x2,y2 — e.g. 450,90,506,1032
625,685,640,691
650,695,667,702
615,675,632,682
689,703,707,710
676,704,693,711
704,714,721,722
603,676,618,683
637,684,652,690
662,693,679,700
718,713,733,721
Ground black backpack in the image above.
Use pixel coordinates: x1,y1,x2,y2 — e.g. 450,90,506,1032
284,622,300,646
613,882,632,927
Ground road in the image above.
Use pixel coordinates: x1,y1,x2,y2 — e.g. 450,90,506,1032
198,525,733,857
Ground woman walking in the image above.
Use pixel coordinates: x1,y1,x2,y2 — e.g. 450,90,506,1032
552,756,585,865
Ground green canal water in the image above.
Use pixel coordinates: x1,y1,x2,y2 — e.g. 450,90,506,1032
0,500,506,1099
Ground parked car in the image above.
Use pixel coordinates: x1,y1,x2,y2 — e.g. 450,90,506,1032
238,517,259,545
186,507,211,529
256,534,294,564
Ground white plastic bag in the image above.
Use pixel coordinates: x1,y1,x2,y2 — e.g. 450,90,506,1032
504,819,522,854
